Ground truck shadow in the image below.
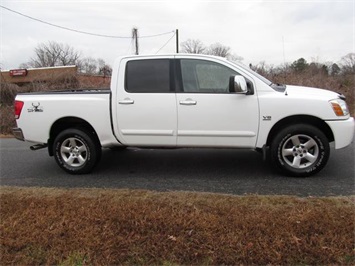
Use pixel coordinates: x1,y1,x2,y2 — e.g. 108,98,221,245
96,148,274,179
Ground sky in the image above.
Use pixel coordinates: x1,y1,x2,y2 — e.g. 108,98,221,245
0,0,354,70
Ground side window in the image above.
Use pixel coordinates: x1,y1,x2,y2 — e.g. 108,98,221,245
125,59,170,93
180,59,237,93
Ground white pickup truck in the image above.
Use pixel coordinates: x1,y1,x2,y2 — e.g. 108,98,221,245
13,54,354,176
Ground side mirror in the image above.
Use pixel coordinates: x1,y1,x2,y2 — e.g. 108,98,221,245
229,75,248,94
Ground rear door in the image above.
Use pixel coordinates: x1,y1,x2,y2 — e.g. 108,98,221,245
115,57,177,146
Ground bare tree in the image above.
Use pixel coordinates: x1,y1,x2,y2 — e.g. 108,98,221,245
340,53,355,74
207,43,231,58
99,66,112,77
180,39,243,61
78,57,98,74
227,53,244,63
180,39,206,54
77,57,112,76
330,63,341,76
22,41,81,68
58,43,81,66
97,58,106,70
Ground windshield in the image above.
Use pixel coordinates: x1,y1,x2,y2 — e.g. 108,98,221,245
227,60,273,86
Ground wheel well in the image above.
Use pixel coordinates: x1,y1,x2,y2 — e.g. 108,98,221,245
266,115,334,147
48,117,100,156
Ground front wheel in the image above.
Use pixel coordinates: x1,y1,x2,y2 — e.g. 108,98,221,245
53,128,101,174
270,124,330,177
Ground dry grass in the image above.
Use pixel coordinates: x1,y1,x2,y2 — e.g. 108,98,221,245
0,186,354,265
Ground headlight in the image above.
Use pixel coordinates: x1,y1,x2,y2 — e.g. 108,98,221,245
329,99,349,116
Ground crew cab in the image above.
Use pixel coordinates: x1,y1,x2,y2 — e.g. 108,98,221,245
13,54,354,176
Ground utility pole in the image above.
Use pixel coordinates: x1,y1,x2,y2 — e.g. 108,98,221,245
176,29,179,53
132,28,139,55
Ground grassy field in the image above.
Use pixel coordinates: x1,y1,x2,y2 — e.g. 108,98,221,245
1,186,354,265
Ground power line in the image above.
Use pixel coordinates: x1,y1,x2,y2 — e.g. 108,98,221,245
0,5,174,39
155,32,176,54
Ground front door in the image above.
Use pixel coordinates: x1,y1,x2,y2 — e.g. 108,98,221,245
176,58,259,148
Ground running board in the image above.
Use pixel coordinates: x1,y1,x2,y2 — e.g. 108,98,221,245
30,144,48,151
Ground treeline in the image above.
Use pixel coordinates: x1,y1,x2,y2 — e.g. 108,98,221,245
181,39,355,76
250,54,355,78
17,40,355,79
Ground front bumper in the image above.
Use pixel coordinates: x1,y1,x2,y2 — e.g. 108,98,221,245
326,117,354,149
12,128,24,141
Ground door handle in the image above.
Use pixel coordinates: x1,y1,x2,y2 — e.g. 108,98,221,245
119,99,134,105
179,99,197,105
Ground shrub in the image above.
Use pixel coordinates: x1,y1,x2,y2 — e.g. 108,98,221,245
0,105,16,135
0,83,20,106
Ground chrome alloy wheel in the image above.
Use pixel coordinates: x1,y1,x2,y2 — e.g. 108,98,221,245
281,134,319,169
60,137,88,167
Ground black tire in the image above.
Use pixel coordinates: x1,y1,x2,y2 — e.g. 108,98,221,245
53,128,101,174
270,124,330,177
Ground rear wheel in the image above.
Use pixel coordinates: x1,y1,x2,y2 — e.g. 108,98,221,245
271,124,330,177
53,128,101,174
